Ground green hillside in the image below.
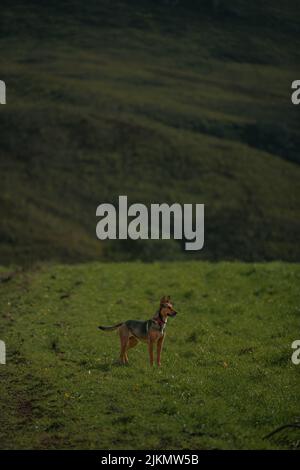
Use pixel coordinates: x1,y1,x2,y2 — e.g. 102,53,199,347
0,0,300,263
0,261,299,449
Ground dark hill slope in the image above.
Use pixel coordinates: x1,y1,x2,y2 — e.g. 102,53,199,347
0,0,299,263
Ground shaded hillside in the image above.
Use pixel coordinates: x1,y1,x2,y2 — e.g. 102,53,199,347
0,0,299,264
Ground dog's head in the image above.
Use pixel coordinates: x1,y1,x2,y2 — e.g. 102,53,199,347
160,295,177,318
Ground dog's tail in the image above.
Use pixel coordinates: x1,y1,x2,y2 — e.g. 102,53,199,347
98,322,123,332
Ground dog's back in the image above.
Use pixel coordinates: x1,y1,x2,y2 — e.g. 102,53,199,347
125,319,152,340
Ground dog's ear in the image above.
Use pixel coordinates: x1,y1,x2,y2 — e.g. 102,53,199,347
160,296,167,304
167,295,171,301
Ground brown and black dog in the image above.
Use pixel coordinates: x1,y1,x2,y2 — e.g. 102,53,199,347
98,296,177,366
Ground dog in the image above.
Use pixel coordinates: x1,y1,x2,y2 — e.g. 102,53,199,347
98,296,177,366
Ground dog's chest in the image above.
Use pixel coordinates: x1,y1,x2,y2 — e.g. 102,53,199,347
149,322,165,339
149,329,164,342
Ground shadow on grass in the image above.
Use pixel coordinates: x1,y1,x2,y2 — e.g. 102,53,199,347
87,359,131,373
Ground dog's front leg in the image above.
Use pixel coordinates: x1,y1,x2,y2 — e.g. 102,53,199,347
148,340,154,367
157,335,165,367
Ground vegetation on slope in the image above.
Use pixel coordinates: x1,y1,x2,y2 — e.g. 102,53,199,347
0,0,299,263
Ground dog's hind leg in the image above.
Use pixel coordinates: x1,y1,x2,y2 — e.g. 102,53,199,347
119,324,130,364
120,338,128,364
125,337,138,362
127,337,138,350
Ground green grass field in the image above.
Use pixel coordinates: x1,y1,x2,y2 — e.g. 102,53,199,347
0,261,299,449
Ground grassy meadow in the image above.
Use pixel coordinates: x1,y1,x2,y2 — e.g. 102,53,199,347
0,261,299,450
